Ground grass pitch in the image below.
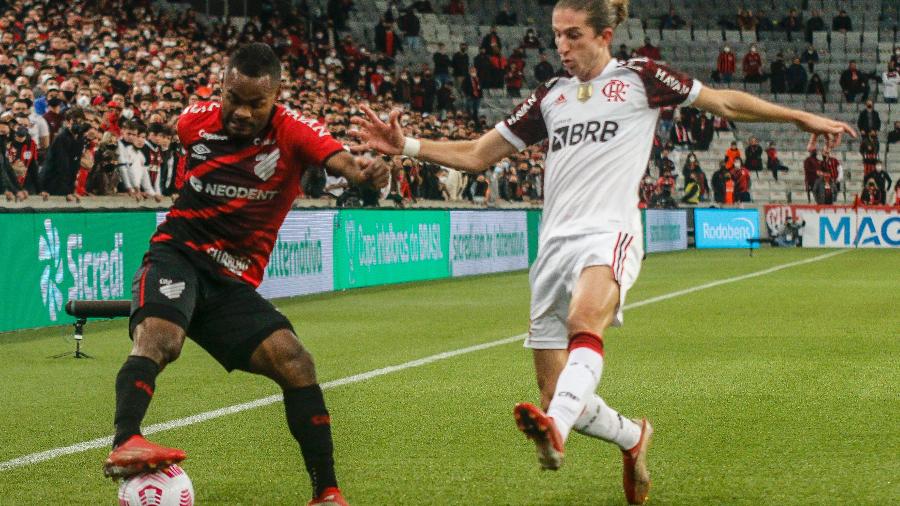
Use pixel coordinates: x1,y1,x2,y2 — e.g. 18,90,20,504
0,248,897,505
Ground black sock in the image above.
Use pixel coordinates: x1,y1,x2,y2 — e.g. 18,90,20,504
283,385,337,497
113,355,160,447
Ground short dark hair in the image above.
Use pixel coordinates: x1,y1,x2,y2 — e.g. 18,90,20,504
63,106,85,122
228,43,281,85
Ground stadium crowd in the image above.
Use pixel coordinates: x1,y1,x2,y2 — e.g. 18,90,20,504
0,0,897,208
0,0,548,206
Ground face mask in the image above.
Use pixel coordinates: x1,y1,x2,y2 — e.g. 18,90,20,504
724,47,730,53
77,95,90,107
23,66,35,77
327,83,338,91
281,90,291,99
121,108,134,119
305,71,314,79
141,85,151,94
151,59,161,68
413,78,421,83
439,176,448,184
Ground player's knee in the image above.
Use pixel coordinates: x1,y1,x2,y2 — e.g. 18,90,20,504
253,330,317,387
132,318,185,367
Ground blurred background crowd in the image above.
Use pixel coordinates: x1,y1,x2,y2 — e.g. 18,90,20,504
0,0,897,208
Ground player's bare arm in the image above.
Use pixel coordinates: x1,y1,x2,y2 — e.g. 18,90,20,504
324,150,391,189
349,104,517,173
692,87,857,149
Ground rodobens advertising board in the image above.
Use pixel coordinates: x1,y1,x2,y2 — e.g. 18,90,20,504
693,208,760,249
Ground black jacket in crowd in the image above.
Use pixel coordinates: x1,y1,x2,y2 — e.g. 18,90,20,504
41,127,85,196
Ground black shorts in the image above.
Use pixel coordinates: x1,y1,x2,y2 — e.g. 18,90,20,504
130,243,293,372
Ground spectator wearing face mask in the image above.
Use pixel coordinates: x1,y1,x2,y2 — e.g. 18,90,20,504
821,147,843,193
859,180,882,206
743,45,764,83
11,97,49,154
882,62,900,104
41,106,88,198
716,45,735,83
6,124,40,196
800,44,820,72
863,161,893,204
813,167,836,205
744,137,763,173
860,129,880,179
462,67,482,122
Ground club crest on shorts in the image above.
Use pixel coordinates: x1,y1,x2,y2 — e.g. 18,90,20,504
159,278,186,300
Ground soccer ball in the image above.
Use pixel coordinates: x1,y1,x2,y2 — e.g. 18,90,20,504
117,464,195,506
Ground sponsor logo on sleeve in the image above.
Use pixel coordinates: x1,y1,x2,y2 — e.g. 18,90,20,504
654,68,690,95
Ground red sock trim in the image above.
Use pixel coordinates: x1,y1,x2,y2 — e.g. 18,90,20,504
567,331,604,357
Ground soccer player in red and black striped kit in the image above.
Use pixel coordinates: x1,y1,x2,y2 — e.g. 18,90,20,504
104,43,388,506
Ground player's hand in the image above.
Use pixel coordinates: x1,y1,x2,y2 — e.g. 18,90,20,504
354,156,391,189
4,191,13,202
348,104,405,155
794,112,856,152
16,190,27,202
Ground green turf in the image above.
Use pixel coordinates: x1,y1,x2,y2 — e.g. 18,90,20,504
0,248,897,505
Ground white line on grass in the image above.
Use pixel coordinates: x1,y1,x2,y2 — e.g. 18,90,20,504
0,249,848,472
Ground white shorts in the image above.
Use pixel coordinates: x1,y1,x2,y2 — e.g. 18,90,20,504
526,232,643,350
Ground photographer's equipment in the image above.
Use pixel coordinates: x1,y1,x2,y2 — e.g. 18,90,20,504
51,300,131,359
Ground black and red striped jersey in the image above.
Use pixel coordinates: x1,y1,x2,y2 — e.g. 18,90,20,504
152,101,344,286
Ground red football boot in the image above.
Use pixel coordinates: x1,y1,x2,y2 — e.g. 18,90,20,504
513,402,565,470
622,418,654,505
307,487,349,506
103,435,186,478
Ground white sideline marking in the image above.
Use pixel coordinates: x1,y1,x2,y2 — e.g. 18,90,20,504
0,250,848,471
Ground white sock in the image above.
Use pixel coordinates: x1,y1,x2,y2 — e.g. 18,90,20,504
546,346,604,442
573,395,642,450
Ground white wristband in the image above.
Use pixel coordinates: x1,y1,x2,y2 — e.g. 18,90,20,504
402,137,421,157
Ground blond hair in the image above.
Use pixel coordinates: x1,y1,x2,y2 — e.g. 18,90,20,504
554,0,629,33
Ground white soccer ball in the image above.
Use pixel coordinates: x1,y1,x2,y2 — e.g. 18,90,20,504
117,464,195,506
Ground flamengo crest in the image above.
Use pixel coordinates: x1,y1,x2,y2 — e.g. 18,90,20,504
602,80,629,102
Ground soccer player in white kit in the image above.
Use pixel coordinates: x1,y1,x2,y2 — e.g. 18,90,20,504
350,0,855,503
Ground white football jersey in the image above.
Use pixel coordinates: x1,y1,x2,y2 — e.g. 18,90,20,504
495,58,702,244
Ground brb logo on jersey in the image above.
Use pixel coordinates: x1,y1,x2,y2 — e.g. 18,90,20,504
601,80,629,102
550,121,619,152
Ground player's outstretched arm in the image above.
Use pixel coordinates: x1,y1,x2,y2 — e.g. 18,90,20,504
325,151,391,190
692,87,857,150
349,104,517,173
